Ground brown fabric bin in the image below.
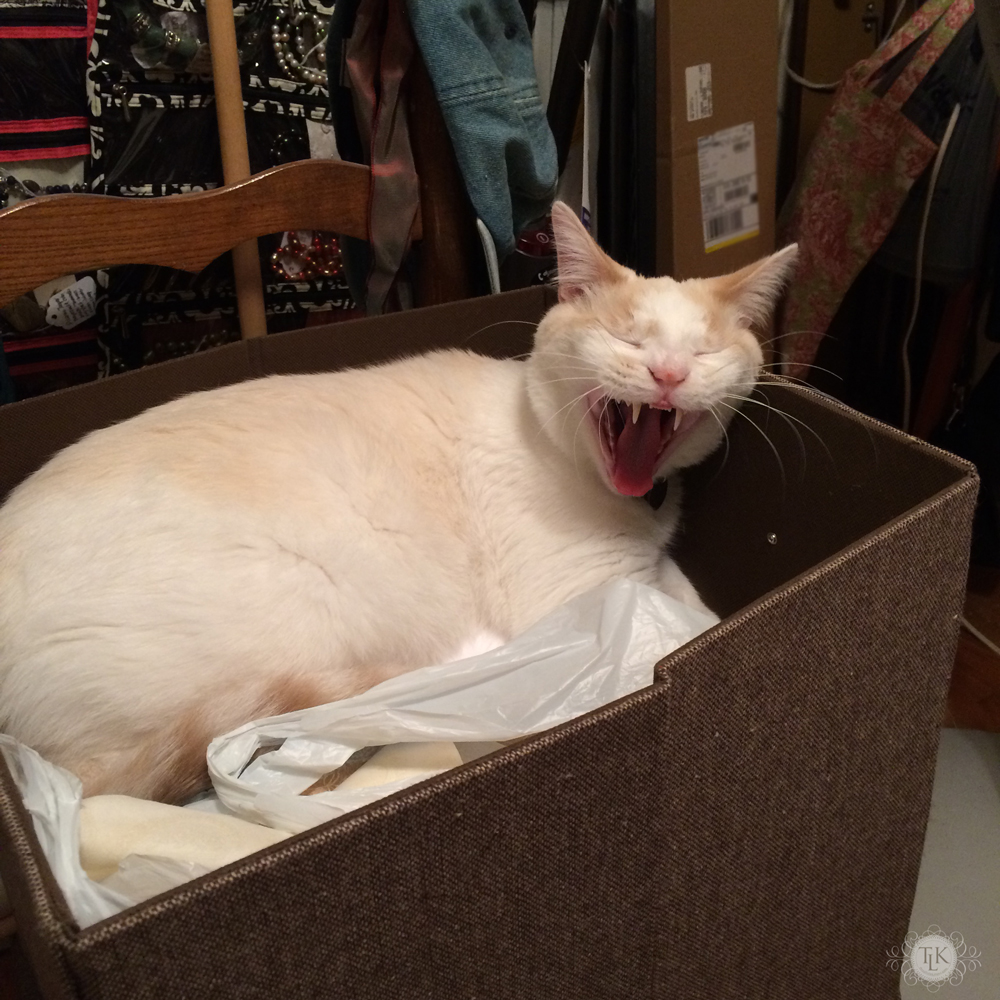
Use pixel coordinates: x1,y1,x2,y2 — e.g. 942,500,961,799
0,287,977,1000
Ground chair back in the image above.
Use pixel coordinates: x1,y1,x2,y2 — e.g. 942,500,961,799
0,158,396,310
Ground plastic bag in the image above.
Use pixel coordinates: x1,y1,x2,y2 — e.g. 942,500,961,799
0,736,129,926
209,579,717,833
98,854,215,906
0,737,219,927
0,579,716,924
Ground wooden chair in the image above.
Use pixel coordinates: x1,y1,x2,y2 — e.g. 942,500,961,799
0,158,374,311
0,59,481,321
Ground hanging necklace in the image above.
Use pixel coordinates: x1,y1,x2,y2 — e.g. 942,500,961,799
271,2,328,86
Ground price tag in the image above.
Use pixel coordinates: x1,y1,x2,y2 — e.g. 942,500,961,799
45,276,97,329
685,63,713,122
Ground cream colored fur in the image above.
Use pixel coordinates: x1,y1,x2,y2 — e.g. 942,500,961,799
0,204,797,801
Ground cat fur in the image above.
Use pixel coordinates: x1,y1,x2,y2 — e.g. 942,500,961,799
0,204,797,801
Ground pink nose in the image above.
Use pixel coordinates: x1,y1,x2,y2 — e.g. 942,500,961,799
649,366,688,388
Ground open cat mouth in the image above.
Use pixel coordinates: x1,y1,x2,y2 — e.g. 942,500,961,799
590,396,701,497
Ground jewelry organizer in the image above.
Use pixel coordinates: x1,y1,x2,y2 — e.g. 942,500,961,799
89,0,361,372
0,0,359,394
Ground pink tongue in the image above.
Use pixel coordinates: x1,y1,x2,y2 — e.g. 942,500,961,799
611,408,665,496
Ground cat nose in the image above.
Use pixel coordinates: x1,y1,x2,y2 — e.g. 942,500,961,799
649,366,688,388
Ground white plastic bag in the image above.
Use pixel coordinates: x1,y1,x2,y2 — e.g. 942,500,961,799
0,736,132,927
0,739,223,928
209,579,717,833
0,578,716,924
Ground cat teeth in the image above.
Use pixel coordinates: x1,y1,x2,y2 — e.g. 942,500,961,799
631,402,642,425
673,408,684,432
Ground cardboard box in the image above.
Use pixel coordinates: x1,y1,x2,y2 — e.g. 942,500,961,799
656,0,779,278
0,287,977,999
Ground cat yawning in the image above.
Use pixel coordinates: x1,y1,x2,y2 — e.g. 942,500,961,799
0,203,797,802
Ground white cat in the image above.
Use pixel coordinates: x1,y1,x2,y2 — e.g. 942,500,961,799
0,204,797,802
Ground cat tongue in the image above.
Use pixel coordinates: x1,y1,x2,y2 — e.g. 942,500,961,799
612,407,664,496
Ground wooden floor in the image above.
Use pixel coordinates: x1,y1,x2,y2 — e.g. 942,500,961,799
945,566,1000,732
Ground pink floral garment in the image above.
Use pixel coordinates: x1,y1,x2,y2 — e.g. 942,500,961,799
777,0,975,380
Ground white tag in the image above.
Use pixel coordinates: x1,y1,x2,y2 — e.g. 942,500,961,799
685,63,713,122
33,275,77,309
306,120,341,161
697,122,760,252
45,276,97,329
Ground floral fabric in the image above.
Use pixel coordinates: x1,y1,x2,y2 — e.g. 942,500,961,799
777,0,975,379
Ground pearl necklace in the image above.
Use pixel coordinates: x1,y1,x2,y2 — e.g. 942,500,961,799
271,3,328,87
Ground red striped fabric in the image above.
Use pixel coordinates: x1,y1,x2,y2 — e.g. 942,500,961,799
0,117,87,134
0,144,89,161
87,0,97,47
0,24,88,38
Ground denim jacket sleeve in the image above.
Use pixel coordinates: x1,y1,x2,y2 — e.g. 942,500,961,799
407,0,558,258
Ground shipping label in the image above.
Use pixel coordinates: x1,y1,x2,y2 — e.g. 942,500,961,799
697,122,760,253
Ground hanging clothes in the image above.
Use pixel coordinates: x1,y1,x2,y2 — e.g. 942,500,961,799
327,0,558,313
327,0,419,315
777,0,975,380
875,14,1000,287
407,0,558,260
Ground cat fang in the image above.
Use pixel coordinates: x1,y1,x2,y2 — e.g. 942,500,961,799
591,398,694,499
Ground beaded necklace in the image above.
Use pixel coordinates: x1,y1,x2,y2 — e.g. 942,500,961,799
271,2,328,86
1,175,86,210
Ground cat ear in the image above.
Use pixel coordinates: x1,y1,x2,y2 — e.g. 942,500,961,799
550,201,629,302
712,243,799,328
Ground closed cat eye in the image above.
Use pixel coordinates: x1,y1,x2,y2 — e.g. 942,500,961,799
609,330,642,345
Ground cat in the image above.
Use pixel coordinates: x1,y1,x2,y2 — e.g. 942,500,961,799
0,203,797,803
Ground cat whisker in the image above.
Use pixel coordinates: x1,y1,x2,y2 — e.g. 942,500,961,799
532,351,606,367
536,385,597,441
744,371,859,434
714,399,787,491
532,376,598,388
782,328,844,343
757,361,844,384
723,393,811,473
463,319,539,348
758,328,840,349
533,381,602,442
512,348,592,361
531,366,602,379
704,404,731,474
753,375,881,467
729,391,837,470
726,391,808,443
569,394,606,485
760,379,854,414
